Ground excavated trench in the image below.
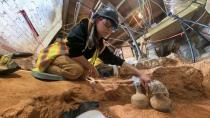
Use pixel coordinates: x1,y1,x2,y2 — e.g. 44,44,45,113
1,58,210,118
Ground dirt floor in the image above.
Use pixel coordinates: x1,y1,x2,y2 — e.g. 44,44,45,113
0,57,210,118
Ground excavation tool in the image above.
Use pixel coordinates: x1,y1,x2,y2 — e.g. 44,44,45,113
131,76,149,108
85,76,133,91
85,76,133,85
0,52,33,75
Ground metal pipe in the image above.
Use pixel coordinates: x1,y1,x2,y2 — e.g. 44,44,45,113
180,22,195,63
125,25,142,59
169,14,196,62
74,1,81,25
181,20,210,43
182,19,210,29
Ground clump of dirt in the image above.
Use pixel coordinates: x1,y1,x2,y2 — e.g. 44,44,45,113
106,59,210,118
0,71,135,117
152,66,205,99
85,77,135,102
118,67,134,78
14,57,33,70
0,70,106,117
102,82,134,102
119,57,178,78
1,58,210,118
108,100,210,118
136,57,178,69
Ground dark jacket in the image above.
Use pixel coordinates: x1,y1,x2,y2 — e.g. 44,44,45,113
67,18,125,66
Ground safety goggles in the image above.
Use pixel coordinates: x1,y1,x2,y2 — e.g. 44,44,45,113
102,18,117,32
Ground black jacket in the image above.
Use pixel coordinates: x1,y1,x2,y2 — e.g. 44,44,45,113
67,18,125,66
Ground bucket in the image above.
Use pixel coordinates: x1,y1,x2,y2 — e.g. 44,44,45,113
76,110,106,118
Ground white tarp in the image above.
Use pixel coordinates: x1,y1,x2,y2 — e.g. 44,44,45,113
0,0,63,54
206,0,210,14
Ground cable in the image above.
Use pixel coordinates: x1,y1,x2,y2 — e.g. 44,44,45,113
147,0,154,24
194,10,206,22
144,0,152,28
120,24,143,35
145,2,151,26
126,26,143,58
150,10,207,43
137,0,148,30
182,19,210,29
104,41,117,49
179,22,195,63
179,17,210,44
146,0,153,26
108,37,127,42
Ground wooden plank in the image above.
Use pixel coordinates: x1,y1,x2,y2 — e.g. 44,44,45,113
62,0,70,25
137,1,205,43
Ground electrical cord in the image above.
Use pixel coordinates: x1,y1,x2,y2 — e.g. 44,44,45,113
177,17,210,45
168,13,209,62
179,21,196,62
147,0,154,24
137,0,149,30
119,24,144,35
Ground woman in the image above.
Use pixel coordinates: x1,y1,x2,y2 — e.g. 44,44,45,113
33,5,150,85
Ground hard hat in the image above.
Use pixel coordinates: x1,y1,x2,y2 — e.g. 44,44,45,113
94,5,119,29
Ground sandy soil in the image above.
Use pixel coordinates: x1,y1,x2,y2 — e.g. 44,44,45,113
0,58,210,118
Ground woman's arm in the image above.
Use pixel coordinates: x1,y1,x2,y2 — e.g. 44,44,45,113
122,61,151,85
72,55,100,78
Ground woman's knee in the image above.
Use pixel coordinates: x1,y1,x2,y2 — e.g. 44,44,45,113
63,64,84,80
74,64,84,76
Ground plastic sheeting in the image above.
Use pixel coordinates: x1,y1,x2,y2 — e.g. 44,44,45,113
163,0,193,14
206,0,210,14
0,0,63,54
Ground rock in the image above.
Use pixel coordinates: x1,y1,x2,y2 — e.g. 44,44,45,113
150,94,172,113
152,66,205,99
136,57,177,70
131,93,149,109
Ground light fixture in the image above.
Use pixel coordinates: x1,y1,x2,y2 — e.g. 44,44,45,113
138,12,143,19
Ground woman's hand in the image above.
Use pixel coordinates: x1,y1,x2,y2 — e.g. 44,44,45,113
122,62,151,86
138,73,151,87
71,56,100,78
87,66,100,78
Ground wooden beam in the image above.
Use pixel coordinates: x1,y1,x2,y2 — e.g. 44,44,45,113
62,0,70,25
74,0,84,25
116,0,126,10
